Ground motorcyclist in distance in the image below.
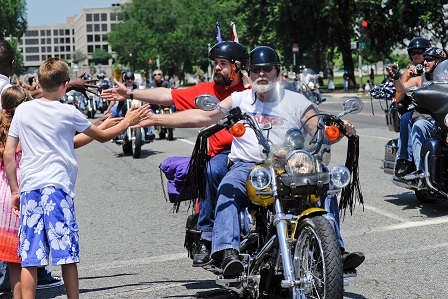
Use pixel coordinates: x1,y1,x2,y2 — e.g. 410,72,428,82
133,46,365,275
101,41,251,267
388,47,447,176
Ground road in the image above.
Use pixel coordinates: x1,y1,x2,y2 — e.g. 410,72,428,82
37,96,448,299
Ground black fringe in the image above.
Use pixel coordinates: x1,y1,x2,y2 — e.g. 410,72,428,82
172,133,209,213
339,135,364,219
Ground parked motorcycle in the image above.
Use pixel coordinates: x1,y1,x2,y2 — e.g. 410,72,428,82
382,60,448,202
154,105,174,140
184,94,363,298
113,99,152,158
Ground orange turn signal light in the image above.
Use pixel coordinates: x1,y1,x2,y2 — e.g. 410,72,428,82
229,123,246,137
325,125,340,141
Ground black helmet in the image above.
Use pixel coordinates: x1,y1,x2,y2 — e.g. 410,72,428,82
250,46,281,67
209,41,249,70
97,73,105,79
407,37,431,54
424,47,447,61
124,71,134,80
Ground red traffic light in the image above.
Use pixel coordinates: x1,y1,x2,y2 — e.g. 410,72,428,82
361,20,368,27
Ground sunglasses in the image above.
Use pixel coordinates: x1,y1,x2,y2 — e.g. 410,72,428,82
153,73,162,76
411,51,424,56
125,77,134,80
61,77,70,84
424,56,434,62
250,65,274,74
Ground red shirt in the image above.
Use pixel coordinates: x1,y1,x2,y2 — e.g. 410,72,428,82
172,82,248,156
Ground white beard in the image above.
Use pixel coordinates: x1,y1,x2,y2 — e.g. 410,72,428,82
250,76,277,93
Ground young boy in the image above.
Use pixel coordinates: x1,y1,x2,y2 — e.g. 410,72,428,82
3,58,149,299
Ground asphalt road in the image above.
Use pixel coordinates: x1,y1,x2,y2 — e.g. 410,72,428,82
36,96,448,299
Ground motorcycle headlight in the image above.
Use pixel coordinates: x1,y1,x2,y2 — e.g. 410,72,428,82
330,165,351,188
284,128,305,149
444,114,448,128
285,150,315,174
248,165,272,190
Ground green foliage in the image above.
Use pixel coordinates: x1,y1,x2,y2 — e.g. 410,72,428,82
92,48,112,65
72,50,87,65
107,0,240,78
0,0,27,40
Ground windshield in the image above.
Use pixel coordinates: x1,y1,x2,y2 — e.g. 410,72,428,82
433,60,448,83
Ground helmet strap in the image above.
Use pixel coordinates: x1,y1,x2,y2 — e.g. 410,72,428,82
225,63,237,90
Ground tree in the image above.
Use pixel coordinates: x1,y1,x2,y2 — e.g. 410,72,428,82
72,50,87,65
107,0,239,77
0,0,27,40
92,48,112,65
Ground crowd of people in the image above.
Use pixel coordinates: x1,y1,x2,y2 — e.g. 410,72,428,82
0,33,445,298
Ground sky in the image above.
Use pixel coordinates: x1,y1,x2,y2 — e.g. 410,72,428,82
26,0,120,26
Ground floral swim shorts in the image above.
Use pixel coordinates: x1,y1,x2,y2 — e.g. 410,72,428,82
19,186,80,267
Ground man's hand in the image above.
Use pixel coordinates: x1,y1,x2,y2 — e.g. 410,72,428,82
130,110,156,129
386,63,400,80
67,71,99,98
101,78,128,102
342,120,356,137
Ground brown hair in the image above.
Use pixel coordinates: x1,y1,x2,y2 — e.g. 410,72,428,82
0,86,31,157
37,57,69,92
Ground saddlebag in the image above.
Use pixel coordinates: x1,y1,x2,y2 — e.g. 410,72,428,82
383,138,398,175
421,139,448,190
276,172,330,198
159,156,195,204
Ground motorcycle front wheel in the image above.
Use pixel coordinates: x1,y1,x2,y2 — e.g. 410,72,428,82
132,128,142,158
292,216,343,299
168,128,174,141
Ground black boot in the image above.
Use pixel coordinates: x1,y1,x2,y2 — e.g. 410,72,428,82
192,239,211,267
220,249,243,276
394,159,415,177
341,250,365,271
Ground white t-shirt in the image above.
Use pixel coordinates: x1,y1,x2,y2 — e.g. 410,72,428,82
9,99,91,196
0,74,12,109
229,88,316,163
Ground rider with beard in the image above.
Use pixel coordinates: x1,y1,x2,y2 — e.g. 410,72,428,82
388,47,447,175
134,46,365,275
101,41,250,266
390,37,431,177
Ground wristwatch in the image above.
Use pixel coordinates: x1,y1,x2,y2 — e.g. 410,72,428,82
129,89,134,100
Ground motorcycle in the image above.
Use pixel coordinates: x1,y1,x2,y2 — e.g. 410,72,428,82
297,69,326,105
85,91,97,119
113,99,152,158
154,105,175,140
183,94,363,298
382,60,448,202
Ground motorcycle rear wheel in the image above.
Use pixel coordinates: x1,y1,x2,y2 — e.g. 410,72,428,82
292,216,343,299
415,190,437,203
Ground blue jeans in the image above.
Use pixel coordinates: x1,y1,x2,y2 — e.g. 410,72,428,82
411,118,437,171
197,149,230,232
397,111,413,161
211,161,344,255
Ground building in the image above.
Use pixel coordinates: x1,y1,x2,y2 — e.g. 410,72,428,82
19,0,130,77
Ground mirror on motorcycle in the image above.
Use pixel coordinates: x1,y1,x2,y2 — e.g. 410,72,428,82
342,97,363,114
195,94,220,111
195,94,230,115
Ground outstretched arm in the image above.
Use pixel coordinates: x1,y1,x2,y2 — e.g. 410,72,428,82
133,95,233,129
101,78,174,105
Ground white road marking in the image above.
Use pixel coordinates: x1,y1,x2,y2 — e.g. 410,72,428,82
363,204,407,222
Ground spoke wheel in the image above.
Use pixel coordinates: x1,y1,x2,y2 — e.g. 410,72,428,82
292,216,343,299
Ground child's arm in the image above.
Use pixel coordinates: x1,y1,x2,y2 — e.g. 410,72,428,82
74,115,124,148
4,136,20,216
82,104,150,143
